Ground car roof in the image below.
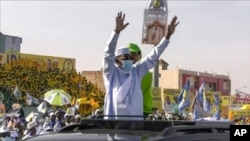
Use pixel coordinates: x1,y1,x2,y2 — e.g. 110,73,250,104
25,119,232,141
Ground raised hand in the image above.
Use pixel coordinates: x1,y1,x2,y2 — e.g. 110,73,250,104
114,11,129,33
166,16,179,39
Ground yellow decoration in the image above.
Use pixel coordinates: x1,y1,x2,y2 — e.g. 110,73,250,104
228,110,234,121
0,53,105,117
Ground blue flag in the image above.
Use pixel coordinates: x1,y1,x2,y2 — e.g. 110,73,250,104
192,93,200,121
213,94,220,120
177,89,184,104
178,79,190,111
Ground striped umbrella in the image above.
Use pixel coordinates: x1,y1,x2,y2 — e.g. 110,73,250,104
44,89,72,106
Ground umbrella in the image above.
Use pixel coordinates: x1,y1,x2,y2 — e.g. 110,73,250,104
44,89,72,106
240,104,250,110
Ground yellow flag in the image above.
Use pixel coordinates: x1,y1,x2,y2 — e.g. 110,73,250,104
71,97,76,106
228,110,234,121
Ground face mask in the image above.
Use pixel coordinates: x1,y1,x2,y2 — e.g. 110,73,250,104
121,60,133,71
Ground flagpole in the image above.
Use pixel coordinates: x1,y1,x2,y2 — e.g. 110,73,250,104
190,91,198,110
153,45,159,87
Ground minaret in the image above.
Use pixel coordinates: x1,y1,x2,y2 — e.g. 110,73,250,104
142,0,168,87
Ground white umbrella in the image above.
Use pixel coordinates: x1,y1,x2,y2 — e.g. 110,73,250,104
44,89,72,106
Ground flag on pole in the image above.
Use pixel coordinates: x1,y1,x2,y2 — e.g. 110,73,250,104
197,81,209,112
37,101,47,114
178,79,190,111
213,94,221,120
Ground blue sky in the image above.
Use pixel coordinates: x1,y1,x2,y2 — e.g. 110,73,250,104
1,0,250,93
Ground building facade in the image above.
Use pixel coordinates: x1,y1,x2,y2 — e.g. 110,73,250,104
0,33,22,53
82,59,231,115
81,70,105,92
159,59,231,96
82,59,231,96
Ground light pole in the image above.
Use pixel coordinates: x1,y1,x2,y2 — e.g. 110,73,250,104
235,86,247,94
229,86,247,110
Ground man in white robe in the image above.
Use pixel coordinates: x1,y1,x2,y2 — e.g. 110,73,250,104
103,11,179,120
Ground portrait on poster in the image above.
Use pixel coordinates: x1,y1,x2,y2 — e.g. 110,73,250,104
142,20,166,45
63,59,73,74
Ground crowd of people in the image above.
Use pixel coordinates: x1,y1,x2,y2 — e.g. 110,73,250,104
0,56,105,114
0,104,83,141
234,117,250,125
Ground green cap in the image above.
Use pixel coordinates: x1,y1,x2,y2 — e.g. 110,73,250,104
128,43,141,53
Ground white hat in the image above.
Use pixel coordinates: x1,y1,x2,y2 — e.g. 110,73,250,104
49,112,55,117
27,120,38,129
95,109,101,115
115,46,130,57
75,114,81,119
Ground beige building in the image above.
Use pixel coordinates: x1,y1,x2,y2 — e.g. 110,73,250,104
82,69,105,92
82,59,231,115
82,59,231,96
159,59,230,94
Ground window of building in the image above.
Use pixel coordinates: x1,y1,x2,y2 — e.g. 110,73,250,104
187,76,196,89
223,80,230,91
162,64,168,70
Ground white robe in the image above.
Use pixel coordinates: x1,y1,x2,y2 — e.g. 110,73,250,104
103,31,169,120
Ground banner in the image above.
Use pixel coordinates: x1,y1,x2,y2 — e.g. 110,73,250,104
163,89,181,103
221,96,230,106
142,0,168,45
232,110,250,116
230,94,250,107
2,53,75,73
163,89,181,112
152,87,162,109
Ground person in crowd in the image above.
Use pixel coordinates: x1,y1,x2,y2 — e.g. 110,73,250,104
48,112,56,128
74,115,82,124
55,110,66,127
127,43,153,116
164,96,172,111
103,11,179,120
53,117,62,131
42,117,50,129
64,115,74,126
22,120,38,140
